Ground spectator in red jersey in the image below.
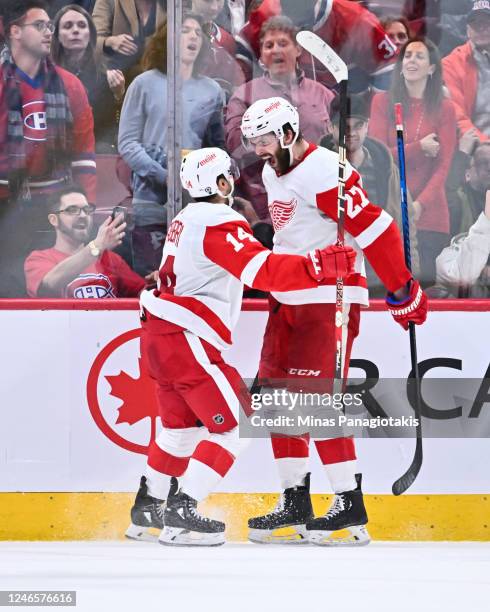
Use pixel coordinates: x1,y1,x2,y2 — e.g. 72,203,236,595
375,16,413,90
381,16,411,52
442,0,490,144
0,0,96,297
369,37,457,286
226,15,334,218
24,185,145,298
235,0,397,92
191,0,246,95
51,4,124,148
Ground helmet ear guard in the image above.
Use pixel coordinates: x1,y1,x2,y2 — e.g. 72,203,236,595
180,148,240,204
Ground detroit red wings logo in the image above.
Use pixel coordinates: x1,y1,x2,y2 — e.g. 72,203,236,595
270,198,298,231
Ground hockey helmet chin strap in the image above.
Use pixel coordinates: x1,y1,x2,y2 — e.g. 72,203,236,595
279,128,299,167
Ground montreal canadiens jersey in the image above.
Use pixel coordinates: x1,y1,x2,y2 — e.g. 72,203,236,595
263,143,411,306
140,202,321,350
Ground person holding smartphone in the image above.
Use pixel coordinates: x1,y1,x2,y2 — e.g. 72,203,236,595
24,186,146,298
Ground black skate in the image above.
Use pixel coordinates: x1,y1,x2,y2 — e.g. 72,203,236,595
306,474,370,546
125,476,165,542
159,477,225,547
248,473,313,544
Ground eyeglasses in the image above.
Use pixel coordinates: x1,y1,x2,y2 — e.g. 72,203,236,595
19,21,55,34
54,204,96,216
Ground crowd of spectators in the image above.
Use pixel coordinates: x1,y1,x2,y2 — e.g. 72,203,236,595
0,0,489,299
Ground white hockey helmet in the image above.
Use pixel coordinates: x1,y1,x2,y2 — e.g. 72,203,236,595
240,97,300,149
180,147,240,200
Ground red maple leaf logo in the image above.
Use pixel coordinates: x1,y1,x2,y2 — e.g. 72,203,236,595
105,358,159,426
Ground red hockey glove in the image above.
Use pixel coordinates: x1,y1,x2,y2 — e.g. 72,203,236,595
307,245,356,282
386,280,428,330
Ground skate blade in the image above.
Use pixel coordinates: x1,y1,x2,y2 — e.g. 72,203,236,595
125,523,161,543
249,524,309,545
159,526,225,547
308,525,371,547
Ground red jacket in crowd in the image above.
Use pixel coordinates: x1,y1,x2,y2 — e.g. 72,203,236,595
0,65,96,202
442,41,489,142
369,93,457,235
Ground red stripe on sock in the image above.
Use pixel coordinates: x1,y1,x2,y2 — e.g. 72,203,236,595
314,437,357,465
147,442,190,476
271,434,310,459
192,440,235,477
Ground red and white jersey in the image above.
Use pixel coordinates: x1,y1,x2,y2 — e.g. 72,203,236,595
140,202,322,350
25,248,145,298
0,65,96,201
263,143,411,305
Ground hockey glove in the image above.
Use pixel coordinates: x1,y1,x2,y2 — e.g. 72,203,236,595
386,280,428,330
307,245,356,282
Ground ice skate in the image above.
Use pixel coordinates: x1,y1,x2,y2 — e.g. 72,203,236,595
248,473,313,544
306,474,371,546
125,476,165,542
159,478,225,547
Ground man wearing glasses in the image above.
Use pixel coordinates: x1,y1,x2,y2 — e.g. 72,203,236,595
0,0,96,296
24,186,145,298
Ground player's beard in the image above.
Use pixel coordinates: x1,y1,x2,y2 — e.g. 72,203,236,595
263,144,291,175
58,216,92,244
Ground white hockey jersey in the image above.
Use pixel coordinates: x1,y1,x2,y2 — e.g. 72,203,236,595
140,202,322,350
263,143,412,305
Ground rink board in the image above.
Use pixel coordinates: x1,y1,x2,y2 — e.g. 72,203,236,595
0,299,489,541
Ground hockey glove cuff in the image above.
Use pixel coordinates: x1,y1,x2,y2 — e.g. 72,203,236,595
307,245,356,282
386,279,428,330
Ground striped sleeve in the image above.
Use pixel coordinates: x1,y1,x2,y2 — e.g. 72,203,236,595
316,166,411,292
203,221,318,291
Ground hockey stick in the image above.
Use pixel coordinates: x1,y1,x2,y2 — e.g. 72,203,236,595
391,103,423,496
296,31,348,384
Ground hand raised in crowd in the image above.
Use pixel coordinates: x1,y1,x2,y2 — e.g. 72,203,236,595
459,128,479,156
106,34,138,56
93,214,127,252
420,133,440,158
107,69,126,102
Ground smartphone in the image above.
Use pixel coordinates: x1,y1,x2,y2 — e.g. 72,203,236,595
111,205,127,221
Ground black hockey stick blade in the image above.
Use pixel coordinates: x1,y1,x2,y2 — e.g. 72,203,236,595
296,31,347,83
392,436,423,496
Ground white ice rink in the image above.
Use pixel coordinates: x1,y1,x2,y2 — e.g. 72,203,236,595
0,541,489,612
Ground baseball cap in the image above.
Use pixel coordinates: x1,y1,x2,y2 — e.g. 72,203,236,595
331,94,370,122
467,0,490,23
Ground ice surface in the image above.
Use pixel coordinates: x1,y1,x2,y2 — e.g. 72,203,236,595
0,541,489,612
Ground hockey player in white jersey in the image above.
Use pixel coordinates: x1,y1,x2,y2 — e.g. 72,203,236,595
125,147,358,546
240,97,428,546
